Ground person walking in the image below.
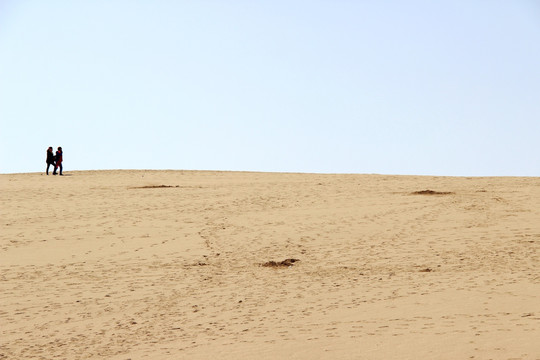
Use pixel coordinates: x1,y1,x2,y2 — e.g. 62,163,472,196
46,147,56,175
53,147,63,175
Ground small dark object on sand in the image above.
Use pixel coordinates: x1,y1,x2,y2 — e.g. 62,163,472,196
412,190,454,195
262,259,300,268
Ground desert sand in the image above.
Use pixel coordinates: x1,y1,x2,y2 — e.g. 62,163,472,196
1,170,539,359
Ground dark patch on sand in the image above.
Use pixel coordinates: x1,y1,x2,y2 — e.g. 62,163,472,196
131,185,180,189
262,258,300,268
191,262,208,266
411,190,455,195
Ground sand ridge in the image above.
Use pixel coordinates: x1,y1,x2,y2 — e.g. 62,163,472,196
1,170,539,359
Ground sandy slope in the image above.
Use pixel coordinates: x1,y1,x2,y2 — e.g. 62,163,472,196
1,170,539,359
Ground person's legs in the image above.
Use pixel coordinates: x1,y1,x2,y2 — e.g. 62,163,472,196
46,163,50,175
59,163,63,175
53,164,57,175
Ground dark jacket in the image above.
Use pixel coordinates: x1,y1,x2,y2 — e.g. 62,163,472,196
46,150,55,164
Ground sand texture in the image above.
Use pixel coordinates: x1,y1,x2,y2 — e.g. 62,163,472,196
1,170,540,359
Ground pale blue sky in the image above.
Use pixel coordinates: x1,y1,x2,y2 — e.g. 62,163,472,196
1,1,539,175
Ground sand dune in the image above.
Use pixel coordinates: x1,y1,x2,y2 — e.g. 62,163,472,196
1,170,539,359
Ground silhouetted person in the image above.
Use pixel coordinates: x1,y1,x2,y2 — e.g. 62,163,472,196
46,147,56,175
53,147,63,175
